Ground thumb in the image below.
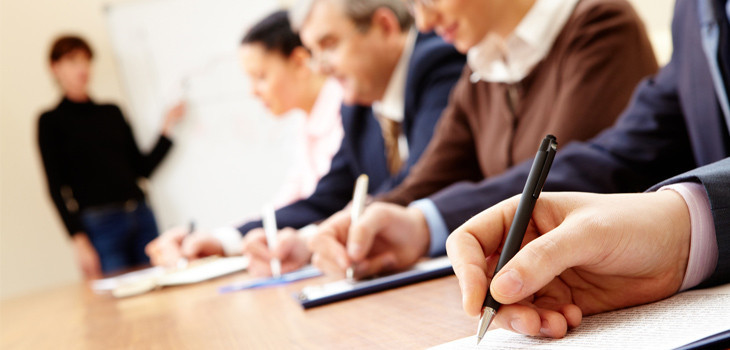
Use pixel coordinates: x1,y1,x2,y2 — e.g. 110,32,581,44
181,234,220,259
490,222,585,304
346,205,389,261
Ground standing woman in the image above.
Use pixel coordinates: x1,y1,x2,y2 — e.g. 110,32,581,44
38,35,184,278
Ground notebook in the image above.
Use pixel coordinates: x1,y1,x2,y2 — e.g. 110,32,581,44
295,256,453,309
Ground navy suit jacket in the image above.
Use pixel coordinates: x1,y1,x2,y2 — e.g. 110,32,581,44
238,32,465,235
428,0,730,287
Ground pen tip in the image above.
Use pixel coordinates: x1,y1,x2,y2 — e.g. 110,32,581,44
476,307,496,345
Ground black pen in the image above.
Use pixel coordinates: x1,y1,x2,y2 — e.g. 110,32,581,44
476,134,558,345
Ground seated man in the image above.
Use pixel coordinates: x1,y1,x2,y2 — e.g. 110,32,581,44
303,0,659,277
146,0,465,269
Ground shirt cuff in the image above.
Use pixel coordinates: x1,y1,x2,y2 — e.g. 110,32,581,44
211,226,244,256
409,199,450,257
298,224,319,241
659,183,719,291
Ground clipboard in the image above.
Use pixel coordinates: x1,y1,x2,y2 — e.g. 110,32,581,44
294,256,453,309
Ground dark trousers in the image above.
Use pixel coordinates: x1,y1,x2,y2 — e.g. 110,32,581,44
81,200,158,274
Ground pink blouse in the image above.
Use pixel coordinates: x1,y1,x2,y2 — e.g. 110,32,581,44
272,78,344,207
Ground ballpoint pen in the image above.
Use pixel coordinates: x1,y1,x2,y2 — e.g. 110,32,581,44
262,204,282,279
476,134,558,345
346,174,369,282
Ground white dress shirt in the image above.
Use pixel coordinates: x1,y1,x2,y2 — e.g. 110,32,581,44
468,0,579,84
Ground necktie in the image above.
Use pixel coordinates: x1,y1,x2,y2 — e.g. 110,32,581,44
379,117,403,175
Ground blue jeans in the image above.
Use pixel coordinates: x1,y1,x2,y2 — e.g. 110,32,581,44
81,200,159,274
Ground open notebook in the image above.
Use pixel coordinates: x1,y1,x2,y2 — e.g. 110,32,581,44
431,283,730,350
92,256,249,298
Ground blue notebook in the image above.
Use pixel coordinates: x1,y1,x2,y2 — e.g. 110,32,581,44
294,256,453,309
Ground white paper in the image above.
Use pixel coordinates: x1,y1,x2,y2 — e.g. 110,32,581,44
431,284,730,350
92,266,165,291
157,256,249,286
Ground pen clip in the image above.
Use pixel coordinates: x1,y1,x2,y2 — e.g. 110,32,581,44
532,140,557,198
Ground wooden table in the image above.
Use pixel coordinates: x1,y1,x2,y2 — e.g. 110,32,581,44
0,271,474,349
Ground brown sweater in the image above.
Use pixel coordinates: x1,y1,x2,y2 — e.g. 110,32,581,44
379,0,658,206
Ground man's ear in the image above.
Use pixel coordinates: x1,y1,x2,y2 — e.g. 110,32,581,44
289,46,312,69
370,7,403,38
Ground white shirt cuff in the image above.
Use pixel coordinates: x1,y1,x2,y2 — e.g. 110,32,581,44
211,226,244,256
659,183,719,291
298,224,319,242
409,199,449,257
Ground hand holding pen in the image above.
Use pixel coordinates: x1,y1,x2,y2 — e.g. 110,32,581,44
310,175,432,280
447,134,694,340
262,204,282,279
475,135,557,344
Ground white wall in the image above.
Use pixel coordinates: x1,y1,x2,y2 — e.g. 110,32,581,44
0,0,675,300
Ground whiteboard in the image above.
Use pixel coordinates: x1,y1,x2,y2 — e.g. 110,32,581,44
105,0,303,230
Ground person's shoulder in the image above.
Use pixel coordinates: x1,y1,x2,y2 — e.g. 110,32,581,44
569,0,642,26
411,32,464,67
408,31,466,88
557,0,650,52
96,101,123,114
38,103,63,128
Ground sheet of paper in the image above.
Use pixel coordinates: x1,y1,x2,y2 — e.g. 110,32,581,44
431,283,730,350
157,256,249,286
218,266,322,293
92,266,165,292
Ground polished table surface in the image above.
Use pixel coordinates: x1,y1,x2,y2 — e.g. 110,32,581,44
0,270,474,349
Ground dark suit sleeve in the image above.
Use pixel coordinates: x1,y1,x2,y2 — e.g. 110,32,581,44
429,37,697,231
649,157,730,288
116,106,173,178
237,137,356,235
373,42,466,194
38,114,84,236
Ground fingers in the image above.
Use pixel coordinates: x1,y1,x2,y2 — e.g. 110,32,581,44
245,229,310,277
352,251,398,278
310,234,349,277
273,229,301,260
346,204,392,261
181,232,224,259
490,220,586,305
241,229,272,262
492,303,582,338
446,198,520,316
310,211,352,276
491,303,542,336
446,232,490,317
146,227,187,267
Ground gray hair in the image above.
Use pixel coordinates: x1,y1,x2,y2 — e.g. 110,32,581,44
290,0,414,33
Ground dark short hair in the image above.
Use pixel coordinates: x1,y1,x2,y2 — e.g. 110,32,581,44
241,10,303,57
49,35,93,63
